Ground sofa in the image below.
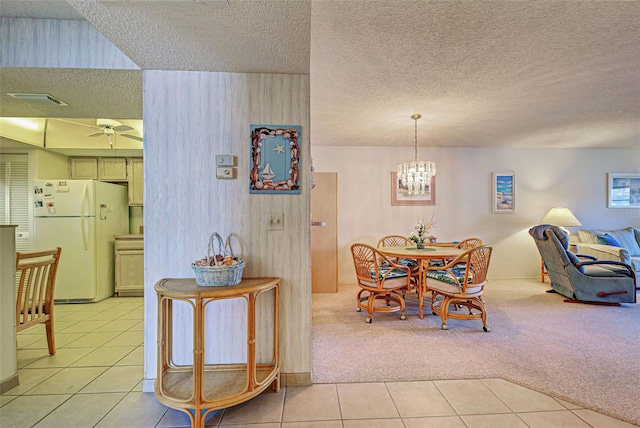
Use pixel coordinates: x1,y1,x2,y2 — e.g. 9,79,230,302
574,227,640,288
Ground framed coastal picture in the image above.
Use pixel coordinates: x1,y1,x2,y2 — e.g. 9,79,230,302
607,173,640,208
249,125,301,194
391,171,436,206
492,172,515,213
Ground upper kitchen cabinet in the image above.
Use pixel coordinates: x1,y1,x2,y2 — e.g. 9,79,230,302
69,157,98,179
70,157,126,180
68,157,144,206
127,158,144,206
98,157,128,181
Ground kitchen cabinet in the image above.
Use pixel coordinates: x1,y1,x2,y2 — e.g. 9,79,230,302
69,157,98,179
69,157,144,206
127,158,143,206
98,157,128,181
114,235,144,296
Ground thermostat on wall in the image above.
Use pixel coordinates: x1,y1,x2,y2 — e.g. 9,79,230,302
216,167,236,179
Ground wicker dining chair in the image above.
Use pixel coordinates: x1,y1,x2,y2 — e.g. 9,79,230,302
455,238,483,250
425,245,493,332
15,247,62,355
377,234,420,285
350,243,412,323
376,235,411,248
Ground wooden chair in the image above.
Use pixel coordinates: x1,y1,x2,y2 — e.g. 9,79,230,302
377,235,420,283
425,245,493,332
15,247,62,355
350,243,412,323
376,235,411,248
429,237,483,268
455,238,483,250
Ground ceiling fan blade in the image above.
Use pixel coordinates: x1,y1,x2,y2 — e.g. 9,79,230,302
55,118,100,130
121,133,143,142
112,124,134,132
87,132,103,137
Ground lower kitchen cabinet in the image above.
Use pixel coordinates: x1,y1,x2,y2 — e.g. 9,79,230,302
114,235,144,296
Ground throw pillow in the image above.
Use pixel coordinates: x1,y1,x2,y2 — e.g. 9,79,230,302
606,228,640,256
596,233,622,247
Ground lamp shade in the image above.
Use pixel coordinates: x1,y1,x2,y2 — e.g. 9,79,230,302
540,207,582,227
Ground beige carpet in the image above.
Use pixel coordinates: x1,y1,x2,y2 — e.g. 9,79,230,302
311,278,640,426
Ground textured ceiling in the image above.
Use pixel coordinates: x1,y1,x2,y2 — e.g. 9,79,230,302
0,0,638,149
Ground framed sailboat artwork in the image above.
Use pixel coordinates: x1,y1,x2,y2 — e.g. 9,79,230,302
249,124,302,194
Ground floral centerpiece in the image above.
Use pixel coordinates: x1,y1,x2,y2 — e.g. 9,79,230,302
408,214,436,249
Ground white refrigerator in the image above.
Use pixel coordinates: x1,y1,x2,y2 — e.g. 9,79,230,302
33,179,129,302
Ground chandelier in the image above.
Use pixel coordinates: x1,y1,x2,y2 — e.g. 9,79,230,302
398,114,436,195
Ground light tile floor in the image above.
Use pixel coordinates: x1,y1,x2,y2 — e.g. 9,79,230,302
1,296,636,427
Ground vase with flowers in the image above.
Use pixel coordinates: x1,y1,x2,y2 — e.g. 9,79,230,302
408,214,436,249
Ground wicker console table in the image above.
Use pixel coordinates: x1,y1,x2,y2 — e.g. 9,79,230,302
154,277,280,427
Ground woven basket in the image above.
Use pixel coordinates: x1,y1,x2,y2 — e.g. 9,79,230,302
192,233,245,286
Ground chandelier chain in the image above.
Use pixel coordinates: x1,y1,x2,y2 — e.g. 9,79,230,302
414,117,418,162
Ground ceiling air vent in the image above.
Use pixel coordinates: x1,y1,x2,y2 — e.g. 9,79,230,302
6,93,69,107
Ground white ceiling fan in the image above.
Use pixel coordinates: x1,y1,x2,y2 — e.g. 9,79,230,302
55,118,143,148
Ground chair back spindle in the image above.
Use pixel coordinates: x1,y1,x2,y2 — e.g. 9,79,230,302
15,247,62,355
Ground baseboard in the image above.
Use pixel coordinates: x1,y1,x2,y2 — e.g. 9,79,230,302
281,372,312,387
142,378,155,393
0,373,19,394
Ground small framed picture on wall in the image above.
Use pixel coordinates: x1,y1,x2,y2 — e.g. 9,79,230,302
607,173,640,208
492,172,515,213
249,125,302,194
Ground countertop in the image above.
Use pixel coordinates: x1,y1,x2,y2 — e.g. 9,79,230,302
114,234,144,240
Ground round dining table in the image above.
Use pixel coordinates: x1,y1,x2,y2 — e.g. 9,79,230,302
378,245,467,319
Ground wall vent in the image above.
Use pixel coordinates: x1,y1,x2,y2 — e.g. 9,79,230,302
6,93,69,107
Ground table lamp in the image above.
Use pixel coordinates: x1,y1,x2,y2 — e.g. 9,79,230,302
540,207,582,234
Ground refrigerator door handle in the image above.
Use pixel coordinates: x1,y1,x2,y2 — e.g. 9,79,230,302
81,183,89,250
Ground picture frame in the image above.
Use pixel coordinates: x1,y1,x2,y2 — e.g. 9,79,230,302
607,173,640,208
391,171,436,206
492,172,515,213
249,124,301,194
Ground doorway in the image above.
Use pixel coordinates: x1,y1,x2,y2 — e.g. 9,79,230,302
311,172,338,293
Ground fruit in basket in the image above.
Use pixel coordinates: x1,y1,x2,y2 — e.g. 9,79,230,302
193,255,241,267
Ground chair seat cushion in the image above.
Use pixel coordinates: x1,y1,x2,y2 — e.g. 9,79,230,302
426,269,469,285
360,266,409,289
369,266,408,280
396,257,418,268
583,265,633,278
426,269,484,295
359,266,409,289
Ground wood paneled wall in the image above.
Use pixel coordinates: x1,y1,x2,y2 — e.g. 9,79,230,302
142,71,311,385
0,17,137,69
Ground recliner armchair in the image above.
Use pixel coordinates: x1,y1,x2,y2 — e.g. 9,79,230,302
529,225,636,305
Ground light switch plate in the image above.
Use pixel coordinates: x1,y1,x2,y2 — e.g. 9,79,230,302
267,212,284,230
216,167,236,179
216,155,236,167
